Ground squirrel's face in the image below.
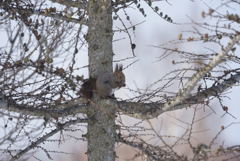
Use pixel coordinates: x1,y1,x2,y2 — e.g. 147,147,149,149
114,71,126,88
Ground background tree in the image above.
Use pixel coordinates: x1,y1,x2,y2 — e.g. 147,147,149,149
0,0,240,161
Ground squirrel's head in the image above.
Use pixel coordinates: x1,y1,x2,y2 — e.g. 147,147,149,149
113,64,126,88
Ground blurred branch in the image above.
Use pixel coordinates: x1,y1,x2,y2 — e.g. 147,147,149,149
117,50,240,119
161,34,240,111
39,11,88,25
115,11,240,121
50,0,87,8
118,136,185,161
0,2,88,25
9,117,88,161
0,94,89,118
24,8,87,25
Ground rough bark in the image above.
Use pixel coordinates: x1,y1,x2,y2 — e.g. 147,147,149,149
86,0,116,161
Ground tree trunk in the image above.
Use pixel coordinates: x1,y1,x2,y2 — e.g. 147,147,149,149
87,101,116,161
86,0,115,161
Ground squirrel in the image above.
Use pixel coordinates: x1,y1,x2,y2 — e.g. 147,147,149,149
80,64,126,99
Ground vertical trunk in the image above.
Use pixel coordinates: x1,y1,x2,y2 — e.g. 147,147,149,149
87,0,113,78
87,0,115,161
87,101,116,161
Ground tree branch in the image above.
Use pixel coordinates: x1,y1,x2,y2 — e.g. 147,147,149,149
116,34,240,120
9,117,88,161
39,11,88,25
117,71,240,119
118,136,184,161
0,94,89,118
50,0,87,8
162,34,240,111
0,2,88,25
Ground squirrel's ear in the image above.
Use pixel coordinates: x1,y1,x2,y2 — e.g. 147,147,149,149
115,64,119,72
119,64,123,71
115,64,123,72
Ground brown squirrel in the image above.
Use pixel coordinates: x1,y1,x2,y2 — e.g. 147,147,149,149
80,64,125,99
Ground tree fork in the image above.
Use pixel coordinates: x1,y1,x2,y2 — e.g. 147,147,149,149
86,0,116,161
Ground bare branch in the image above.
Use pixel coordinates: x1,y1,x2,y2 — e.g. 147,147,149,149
50,0,87,8
118,136,185,161
9,117,88,161
118,71,240,119
162,34,240,111
0,1,88,25
0,94,89,118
